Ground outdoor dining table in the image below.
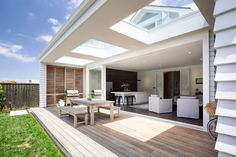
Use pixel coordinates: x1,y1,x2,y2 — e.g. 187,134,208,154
70,98,114,125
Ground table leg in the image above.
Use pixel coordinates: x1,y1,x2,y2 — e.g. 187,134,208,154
74,115,77,128
110,103,114,120
90,105,94,125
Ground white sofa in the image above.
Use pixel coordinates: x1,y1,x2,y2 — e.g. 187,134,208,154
148,96,173,113
177,96,199,119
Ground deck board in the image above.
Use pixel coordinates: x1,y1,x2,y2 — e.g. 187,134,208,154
31,108,118,157
32,107,217,157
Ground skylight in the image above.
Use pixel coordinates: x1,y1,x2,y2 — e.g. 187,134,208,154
110,0,207,44
123,0,198,31
72,39,127,58
55,56,94,66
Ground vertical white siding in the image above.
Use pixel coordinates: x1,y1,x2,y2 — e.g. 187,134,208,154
39,63,47,107
214,0,236,156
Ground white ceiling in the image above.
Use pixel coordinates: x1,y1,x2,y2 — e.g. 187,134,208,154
40,0,209,69
107,40,202,71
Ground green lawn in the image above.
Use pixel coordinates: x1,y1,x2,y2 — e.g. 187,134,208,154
0,113,64,157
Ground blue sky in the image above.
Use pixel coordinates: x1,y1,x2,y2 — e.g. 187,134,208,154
0,0,82,81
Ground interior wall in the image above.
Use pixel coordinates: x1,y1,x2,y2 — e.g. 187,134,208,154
138,65,203,96
46,65,83,106
138,70,156,94
190,65,203,95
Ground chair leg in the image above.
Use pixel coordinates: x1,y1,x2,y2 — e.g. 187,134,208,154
118,108,120,116
59,109,62,117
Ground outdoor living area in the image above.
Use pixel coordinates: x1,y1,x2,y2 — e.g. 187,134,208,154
31,106,217,157
106,40,205,127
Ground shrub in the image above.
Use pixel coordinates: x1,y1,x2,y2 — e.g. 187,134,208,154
0,84,8,112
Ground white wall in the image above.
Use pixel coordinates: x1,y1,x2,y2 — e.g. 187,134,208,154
39,63,47,107
138,65,203,97
190,65,203,95
138,70,156,94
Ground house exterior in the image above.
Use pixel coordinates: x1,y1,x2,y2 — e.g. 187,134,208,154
38,0,236,156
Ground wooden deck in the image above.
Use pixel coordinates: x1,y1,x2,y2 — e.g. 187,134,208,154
32,107,217,157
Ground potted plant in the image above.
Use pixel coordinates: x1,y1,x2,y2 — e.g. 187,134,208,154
87,90,95,101
121,82,130,92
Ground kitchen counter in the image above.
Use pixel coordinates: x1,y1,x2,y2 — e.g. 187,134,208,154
111,92,149,104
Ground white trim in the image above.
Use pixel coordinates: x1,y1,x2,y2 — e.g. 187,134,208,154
101,65,106,100
202,31,210,131
83,68,86,98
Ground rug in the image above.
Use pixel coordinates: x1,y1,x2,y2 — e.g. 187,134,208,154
129,104,148,110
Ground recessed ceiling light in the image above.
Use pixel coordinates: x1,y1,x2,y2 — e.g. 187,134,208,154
188,51,192,54
55,56,94,66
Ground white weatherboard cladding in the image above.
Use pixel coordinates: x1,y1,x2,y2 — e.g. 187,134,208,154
214,9,236,32
216,100,236,118
39,63,47,107
214,45,236,65
215,64,236,82
214,0,236,156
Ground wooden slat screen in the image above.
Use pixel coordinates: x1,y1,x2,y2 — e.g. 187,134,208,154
46,65,83,106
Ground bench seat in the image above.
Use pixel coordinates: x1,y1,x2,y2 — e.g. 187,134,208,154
58,106,88,127
98,106,120,117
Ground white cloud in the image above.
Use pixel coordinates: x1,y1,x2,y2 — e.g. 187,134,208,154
48,18,59,25
0,43,35,63
28,12,35,17
65,0,83,20
65,14,71,20
67,0,83,10
48,18,62,33
36,18,61,43
16,33,30,38
37,35,52,43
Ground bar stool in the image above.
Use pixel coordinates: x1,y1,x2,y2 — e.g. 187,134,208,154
115,95,123,106
124,95,130,106
129,95,136,105
127,95,136,105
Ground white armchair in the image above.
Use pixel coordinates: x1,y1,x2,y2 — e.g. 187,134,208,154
177,97,199,119
148,96,173,113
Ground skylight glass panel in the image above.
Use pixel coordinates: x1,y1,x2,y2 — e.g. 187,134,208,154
123,0,198,31
55,56,94,66
72,39,128,58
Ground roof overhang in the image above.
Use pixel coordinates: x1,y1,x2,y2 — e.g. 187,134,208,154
193,0,215,28
39,0,210,68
